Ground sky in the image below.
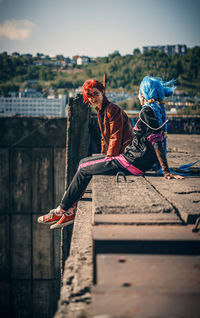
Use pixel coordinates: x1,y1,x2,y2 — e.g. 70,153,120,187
0,0,200,58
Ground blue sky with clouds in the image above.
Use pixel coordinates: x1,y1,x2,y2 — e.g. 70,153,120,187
0,0,199,57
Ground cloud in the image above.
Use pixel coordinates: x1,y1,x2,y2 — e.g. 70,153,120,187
0,19,35,40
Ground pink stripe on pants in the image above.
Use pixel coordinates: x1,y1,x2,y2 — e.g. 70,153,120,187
79,154,143,176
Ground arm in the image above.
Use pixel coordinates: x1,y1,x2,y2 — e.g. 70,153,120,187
154,142,184,179
101,138,107,155
106,107,123,157
140,108,183,180
97,111,107,155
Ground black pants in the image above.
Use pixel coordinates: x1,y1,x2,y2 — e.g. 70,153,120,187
60,154,126,211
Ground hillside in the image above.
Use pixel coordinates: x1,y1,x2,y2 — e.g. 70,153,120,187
0,47,200,97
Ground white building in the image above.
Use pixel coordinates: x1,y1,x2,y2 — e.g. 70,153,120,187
77,56,90,65
0,95,67,117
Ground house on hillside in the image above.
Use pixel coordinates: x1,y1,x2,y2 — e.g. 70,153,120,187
77,56,90,65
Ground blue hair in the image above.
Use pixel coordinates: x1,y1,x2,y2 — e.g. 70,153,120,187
139,76,176,101
140,76,176,172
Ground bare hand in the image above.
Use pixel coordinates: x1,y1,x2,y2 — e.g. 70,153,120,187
164,173,184,180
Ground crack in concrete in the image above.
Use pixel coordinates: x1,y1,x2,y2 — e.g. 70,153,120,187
144,176,185,224
175,190,200,195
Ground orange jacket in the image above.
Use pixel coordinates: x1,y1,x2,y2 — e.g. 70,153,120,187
96,97,133,157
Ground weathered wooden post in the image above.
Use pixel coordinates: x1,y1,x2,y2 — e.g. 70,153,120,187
61,94,91,276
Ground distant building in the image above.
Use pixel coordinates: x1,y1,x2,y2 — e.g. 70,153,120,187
72,55,79,60
47,87,56,99
34,60,44,66
142,44,187,55
165,94,197,112
19,88,41,98
69,87,83,98
8,91,18,97
77,56,90,65
0,92,67,117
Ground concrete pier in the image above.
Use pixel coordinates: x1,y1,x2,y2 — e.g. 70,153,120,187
55,134,200,318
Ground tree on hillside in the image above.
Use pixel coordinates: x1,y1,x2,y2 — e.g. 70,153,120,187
56,55,65,60
133,48,141,55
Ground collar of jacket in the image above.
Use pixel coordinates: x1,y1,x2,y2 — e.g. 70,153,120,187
95,96,109,114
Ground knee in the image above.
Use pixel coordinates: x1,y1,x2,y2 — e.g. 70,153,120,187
79,158,84,166
78,157,90,170
79,157,87,167
78,161,83,171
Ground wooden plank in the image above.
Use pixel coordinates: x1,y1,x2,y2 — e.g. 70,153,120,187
10,148,32,212
32,280,54,318
92,286,200,318
96,254,200,288
32,148,53,213
11,215,31,279
93,213,182,225
0,215,9,278
11,280,32,318
32,215,53,279
0,149,9,212
54,148,65,207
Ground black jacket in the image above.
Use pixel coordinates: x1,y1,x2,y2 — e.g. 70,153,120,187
123,106,163,172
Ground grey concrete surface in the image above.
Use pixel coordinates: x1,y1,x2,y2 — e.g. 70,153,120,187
92,285,200,318
93,175,175,215
145,134,200,223
93,135,200,224
55,134,200,318
54,187,93,318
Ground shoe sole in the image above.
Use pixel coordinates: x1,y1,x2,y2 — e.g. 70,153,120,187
50,219,74,229
37,217,59,225
38,220,57,225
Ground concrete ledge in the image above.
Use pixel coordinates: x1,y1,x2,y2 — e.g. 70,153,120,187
92,286,200,318
146,134,200,224
96,254,200,288
93,213,182,225
55,135,200,317
92,175,175,215
54,188,93,318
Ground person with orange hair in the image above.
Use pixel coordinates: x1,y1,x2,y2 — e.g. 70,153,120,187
37,79,133,228
82,79,133,157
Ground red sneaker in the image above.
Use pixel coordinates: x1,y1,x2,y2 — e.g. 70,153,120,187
37,207,64,225
50,207,76,229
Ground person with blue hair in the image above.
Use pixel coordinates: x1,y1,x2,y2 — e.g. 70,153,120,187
38,76,183,229
124,75,183,180
139,75,173,156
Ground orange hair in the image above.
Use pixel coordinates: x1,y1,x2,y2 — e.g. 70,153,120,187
82,79,105,104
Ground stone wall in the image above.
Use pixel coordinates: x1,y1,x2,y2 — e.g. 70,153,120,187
0,117,67,318
65,94,91,188
131,116,200,134
61,94,91,276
